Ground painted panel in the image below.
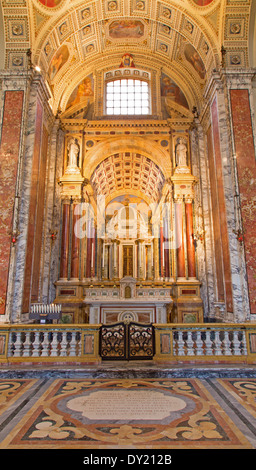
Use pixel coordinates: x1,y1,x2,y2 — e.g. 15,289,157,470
0,90,24,315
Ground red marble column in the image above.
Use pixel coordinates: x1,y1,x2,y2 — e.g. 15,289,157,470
160,223,164,277
0,90,24,315
185,203,196,277
175,202,185,277
71,204,79,278
230,89,256,314
86,220,92,278
60,203,70,278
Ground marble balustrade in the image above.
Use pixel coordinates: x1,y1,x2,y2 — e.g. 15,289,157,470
0,323,255,363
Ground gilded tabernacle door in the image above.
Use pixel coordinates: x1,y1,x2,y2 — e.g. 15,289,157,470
123,245,134,277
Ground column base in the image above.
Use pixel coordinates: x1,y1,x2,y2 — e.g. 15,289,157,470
170,280,204,323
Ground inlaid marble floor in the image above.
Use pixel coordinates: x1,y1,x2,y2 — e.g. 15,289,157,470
0,366,256,451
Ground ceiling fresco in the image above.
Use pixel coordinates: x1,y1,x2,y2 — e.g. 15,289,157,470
1,0,253,113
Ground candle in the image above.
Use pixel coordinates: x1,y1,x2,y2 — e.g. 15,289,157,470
102,242,105,267
162,242,165,267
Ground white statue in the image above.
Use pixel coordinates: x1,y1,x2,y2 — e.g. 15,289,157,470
69,139,80,167
176,138,188,167
65,138,81,174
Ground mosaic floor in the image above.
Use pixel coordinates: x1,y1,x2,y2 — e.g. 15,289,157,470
0,373,256,451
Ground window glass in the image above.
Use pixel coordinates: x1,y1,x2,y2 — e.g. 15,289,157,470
106,79,150,115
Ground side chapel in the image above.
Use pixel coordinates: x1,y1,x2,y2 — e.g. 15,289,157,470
0,0,256,329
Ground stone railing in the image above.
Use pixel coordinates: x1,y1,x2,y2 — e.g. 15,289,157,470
0,323,255,364
0,324,101,363
154,323,256,364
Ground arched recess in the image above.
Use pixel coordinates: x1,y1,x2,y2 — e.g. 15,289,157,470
30,0,220,114
83,135,172,180
90,152,166,205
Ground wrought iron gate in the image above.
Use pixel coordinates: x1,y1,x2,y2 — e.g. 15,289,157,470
99,322,155,360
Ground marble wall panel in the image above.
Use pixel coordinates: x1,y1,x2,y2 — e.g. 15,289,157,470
41,123,64,304
0,90,23,315
206,125,225,302
211,97,233,313
22,100,43,313
230,89,256,314
191,124,215,319
31,125,48,302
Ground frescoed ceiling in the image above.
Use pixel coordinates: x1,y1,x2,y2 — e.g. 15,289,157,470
0,0,253,113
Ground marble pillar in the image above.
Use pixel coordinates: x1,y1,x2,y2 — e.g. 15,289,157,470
230,89,256,314
60,203,70,279
0,72,54,323
185,202,196,278
71,204,80,279
0,90,24,317
211,97,233,313
175,201,185,278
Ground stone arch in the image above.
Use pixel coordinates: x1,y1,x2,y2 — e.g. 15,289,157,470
83,135,172,180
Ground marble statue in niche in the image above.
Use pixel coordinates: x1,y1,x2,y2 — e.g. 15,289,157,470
65,138,81,175
176,138,188,166
174,138,191,175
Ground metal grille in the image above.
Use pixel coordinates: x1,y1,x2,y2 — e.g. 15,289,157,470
100,322,154,360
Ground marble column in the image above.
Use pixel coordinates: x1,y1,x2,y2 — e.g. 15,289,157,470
8,72,54,323
230,88,256,315
60,202,70,279
71,203,80,279
175,200,185,278
185,202,196,278
0,89,24,318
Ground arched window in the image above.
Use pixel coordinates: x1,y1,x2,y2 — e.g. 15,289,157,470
105,78,150,116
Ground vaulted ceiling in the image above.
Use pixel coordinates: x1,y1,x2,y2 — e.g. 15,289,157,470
1,0,254,114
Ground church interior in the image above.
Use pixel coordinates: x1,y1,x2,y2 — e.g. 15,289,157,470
0,0,256,327
0,0,256,452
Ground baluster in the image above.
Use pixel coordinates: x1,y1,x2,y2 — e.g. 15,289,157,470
8,332,15,357
13,331,23,357
32,331,41,357
214,330,222,356
51,331,59,357
186,330,194,356
41,331,49,357
177,330,185,356
241,331,247,355
205,330,213,355
69,332,77,357
172,332,178,356
223,330,232,356
76,333,81,356
60,331,68,357
196,330,204,356
233,330,241,355
22,331,31,357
